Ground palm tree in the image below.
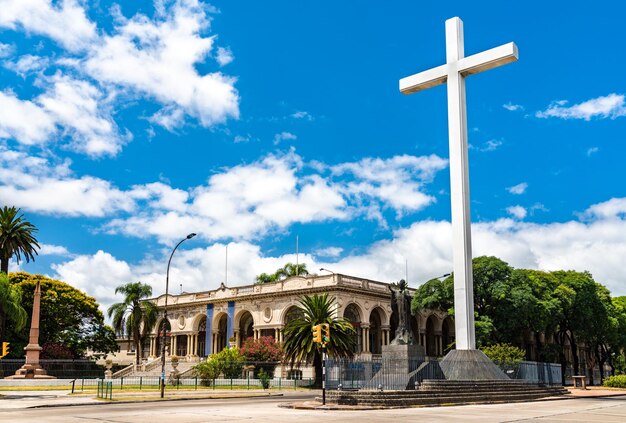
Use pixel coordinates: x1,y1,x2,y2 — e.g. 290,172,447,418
0,206,40,274
0,273,27,345
255,263,309,284
280,262,309,278
283,293,355,386
107,282,158,365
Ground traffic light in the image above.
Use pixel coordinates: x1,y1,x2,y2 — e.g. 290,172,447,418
311,324,322,344
321,323,330,345
1,342,9,359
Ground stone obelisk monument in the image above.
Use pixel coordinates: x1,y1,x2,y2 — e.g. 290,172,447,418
9,281,54,379
399,17,517,379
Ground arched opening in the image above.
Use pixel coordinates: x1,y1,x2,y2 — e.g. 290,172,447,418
215,313,228,353
426,315,436,356
238,311,254,347
197,317,207,357
284,306,303,326
343,304,362,353
155,319,172,357
369,308,383,354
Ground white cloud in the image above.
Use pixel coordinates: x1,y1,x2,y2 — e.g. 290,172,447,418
331,154,448,218
84,0,240,128
0,148,135,216
4,54,49,76
52,250,134,311
0,74,126,157
329,206,626,296
0,0,240,156
50,196,626,312
507,182,528,195
38,74,126,156
39,243,70,256
471,139,503,152
0,0,97,51
215,46,234,66
0,90,57,145
503,102,523,111
581,197,626,220
0,43,14,58
291,111,313,121
273,131,297,145
506,205,527,219
314,247,344,258
587,147,599,156
536,94,626,120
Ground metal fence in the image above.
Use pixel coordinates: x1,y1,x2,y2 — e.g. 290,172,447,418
324,357,563,390
0,359,106,378
60,376,314,392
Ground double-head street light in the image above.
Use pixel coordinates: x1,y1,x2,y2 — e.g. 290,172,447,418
160,232,196,398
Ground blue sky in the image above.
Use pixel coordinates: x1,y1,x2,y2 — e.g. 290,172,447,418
1,0,625,310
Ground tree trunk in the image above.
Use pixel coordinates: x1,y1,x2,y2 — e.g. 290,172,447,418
570,332,580,376
534,331,543,362
596,346,605,385
556,330,567,386
0,258,8,274
313,351,322,388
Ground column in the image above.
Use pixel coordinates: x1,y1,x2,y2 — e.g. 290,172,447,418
274,328,279,341
361,324,370,353
234,329,240,348
186,334,191,357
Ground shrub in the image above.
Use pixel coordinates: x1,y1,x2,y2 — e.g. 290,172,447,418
241,336,282,378
193,359,221,386
41,342,75,359
603,375,626,388
193,347,244,384
258,368,270,389
481,343,525,366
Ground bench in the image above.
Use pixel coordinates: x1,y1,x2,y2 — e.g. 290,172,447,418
572,375,587,389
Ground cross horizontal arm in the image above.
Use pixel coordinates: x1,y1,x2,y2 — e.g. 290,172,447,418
399,64,448,95
457,42,518,77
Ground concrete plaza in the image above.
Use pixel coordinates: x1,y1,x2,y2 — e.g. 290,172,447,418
1,389,625,422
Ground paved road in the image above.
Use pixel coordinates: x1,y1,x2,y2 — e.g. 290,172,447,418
1,394,626,422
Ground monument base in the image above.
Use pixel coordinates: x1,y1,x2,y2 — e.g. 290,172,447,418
6,363,56,379
364,344,425,390
439,349,508,380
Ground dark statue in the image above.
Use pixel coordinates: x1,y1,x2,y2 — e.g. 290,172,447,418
389,279,415,345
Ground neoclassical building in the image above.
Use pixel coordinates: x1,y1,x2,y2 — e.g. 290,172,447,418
114,273,455,365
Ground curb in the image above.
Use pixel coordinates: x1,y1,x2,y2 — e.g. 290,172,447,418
279,392,626,411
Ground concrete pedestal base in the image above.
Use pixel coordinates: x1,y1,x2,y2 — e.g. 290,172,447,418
6,364,55,379
439,349,508,380
365,344,425,390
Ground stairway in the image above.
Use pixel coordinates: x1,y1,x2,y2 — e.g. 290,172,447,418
325,380,568,407
113,359,196,378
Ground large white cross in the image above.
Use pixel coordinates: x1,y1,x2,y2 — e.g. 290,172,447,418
400,17,518,350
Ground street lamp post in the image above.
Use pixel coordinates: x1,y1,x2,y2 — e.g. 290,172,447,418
160,233,196,398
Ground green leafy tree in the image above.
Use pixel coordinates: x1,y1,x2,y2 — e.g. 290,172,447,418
7,272,118,359
0,272,27,343
282,293,355,386
0,206,40,274
107,282,158,365
481,343,526,366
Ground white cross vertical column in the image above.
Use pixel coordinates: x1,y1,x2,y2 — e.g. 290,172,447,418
445,18,475,351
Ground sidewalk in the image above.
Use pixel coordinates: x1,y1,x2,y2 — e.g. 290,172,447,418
0,389,284,409
2,386,624,411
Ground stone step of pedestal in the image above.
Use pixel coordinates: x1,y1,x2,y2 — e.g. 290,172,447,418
324,389,566,406
326,387,567,400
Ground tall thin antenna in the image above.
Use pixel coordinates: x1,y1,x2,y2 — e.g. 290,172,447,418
225,244,228,285
296,234,299,267
180,283,183,294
